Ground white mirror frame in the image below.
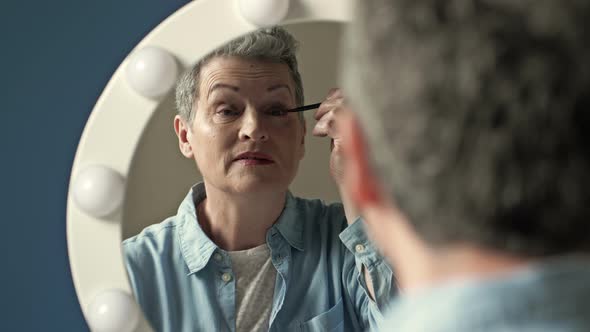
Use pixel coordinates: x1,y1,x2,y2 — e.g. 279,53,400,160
66,0,351,331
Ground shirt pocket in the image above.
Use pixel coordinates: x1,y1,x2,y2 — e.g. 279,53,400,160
298,297,344,332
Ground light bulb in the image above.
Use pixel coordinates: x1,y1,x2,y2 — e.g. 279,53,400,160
238,0,290,27
72,165,125,218
126,46,178,99
87,289,139,332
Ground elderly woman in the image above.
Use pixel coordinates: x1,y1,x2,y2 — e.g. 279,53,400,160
123,27,395,332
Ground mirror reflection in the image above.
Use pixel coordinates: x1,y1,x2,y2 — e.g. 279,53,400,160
123,22,343,238
121,22,395,332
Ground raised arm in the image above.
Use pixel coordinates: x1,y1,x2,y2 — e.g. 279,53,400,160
313,88,398,329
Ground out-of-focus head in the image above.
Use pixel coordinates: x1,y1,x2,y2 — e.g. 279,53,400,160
174,27,306,195
342,0,590,256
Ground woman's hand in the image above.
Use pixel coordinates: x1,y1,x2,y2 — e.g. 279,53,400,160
313,88,359,225
312,88,347,185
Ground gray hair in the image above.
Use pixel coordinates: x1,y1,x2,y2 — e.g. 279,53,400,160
342,0,590,256
176,27,304,123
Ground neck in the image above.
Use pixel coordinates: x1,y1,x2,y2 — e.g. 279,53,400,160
198,183,287,251
363,205,532,293
399,247,532,293
387,217,532,293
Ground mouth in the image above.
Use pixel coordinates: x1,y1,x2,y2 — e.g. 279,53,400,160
233,152,275,166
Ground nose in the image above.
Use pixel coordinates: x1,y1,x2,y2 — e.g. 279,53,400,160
238,107,268,142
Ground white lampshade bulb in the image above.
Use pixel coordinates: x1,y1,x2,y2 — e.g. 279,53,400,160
87,289,139,332
72,165,125,218
126,46,178,99
238,0,290,27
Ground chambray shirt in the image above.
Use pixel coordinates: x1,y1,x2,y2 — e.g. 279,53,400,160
380,256,590,332
123,183,396,332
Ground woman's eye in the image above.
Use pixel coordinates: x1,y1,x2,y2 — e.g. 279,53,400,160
216,108,240,117
266,107,288,117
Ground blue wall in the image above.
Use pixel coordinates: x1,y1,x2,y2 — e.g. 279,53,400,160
1,1,188,330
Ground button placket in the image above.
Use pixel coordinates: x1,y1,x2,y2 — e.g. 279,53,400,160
213,252,223,262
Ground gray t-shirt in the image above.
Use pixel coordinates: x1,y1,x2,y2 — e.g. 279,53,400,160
228,244,276,332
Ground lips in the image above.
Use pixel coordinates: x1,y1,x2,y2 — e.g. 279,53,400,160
234,151,275,165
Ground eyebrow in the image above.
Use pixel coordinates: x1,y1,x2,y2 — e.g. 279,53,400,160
267,84,292,96
207,83,239,99
207,83,293,101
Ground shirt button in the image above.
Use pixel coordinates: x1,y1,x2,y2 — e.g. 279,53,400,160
213,253,222,262
355,244,365,253
221,272,232,282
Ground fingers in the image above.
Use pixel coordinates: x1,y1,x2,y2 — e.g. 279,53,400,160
315,87,344,121
313,88,346,137
326,87,343,100
314,97,343,121
312,110,337,137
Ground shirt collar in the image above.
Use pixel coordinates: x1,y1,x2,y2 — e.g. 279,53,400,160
177,183,217,275
273,191,304,252
178,183,304,275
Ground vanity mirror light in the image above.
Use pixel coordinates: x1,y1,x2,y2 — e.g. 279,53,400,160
66,1,351,331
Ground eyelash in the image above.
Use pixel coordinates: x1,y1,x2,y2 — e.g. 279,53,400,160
214,105,289,117
265,106,288,116
216,108,241,117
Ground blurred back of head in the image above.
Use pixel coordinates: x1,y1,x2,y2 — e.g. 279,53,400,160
342,0,590,256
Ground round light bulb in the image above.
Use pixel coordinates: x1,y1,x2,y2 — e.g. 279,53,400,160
72,165,125,218
126,46,178,99
238,0,290,27
87,289,139,332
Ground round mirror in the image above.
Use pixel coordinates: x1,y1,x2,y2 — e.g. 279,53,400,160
122,21,344,239
67,1,351,331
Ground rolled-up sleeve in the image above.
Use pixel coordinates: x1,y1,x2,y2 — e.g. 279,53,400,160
339,218,397,330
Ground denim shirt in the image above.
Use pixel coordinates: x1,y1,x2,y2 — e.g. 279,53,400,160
380,256,590,332
123,183,396,332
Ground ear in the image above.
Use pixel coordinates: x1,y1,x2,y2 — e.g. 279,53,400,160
341,114,382,209
174,115,194,158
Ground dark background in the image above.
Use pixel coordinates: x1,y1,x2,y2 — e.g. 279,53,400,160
1,1,189,330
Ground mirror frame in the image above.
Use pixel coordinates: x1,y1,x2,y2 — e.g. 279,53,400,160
66,0,351,330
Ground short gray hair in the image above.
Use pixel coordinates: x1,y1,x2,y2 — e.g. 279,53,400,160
342,0,590,256
176,27,304,123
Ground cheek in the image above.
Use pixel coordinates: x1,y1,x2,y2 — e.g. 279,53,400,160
273,115,295,127
274,122,305,158
276,115,303,130
191,122,232,160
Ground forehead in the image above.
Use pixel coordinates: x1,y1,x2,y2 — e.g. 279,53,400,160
199,56,293,94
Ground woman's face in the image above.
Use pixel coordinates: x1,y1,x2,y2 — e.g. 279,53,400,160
178,56,306,195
